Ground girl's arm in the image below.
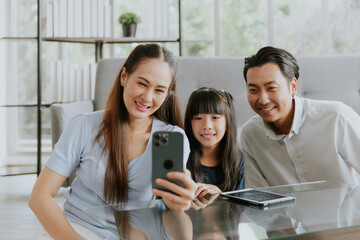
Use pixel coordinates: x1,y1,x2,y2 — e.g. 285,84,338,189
29,167,83,240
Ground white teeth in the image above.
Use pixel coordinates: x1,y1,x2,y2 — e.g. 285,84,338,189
201,134,215,138
136,101,150,109
262,107,274,111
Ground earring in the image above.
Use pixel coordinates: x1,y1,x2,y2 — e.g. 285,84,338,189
121,82,123,87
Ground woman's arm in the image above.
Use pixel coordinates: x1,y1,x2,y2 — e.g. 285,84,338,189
29,167,83,240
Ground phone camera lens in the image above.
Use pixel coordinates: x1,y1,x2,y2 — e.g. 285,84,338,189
162,138,168,144
154,141,160,147
154,134,161,140
163,159,173,169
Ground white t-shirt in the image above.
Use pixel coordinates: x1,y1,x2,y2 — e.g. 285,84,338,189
47,110,190,239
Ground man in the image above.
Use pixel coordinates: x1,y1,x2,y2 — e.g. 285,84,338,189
240,46,360,187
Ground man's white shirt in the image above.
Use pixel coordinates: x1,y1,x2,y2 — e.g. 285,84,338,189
241,96,360,188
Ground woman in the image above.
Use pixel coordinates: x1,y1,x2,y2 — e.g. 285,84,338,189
29,44,196,240
184,87,244,206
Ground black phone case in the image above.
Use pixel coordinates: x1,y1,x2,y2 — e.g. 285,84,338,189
152,131,184,192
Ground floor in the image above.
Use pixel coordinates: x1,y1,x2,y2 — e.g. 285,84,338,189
0,165,37,176
0,174,66,239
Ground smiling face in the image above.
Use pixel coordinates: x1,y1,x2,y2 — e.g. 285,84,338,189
191,113,227,151
121,58,172,121
246,62,297,133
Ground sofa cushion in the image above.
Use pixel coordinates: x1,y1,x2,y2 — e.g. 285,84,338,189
297,55,360,115
94,58,125,111
94,55,360,128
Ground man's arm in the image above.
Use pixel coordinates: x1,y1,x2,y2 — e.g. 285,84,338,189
338,105,360,174
240,132,270,188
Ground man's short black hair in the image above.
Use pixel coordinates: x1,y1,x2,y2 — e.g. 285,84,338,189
243,46,300,84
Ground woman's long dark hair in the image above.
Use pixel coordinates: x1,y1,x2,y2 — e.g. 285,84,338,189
184,87,241,191
95,44,182,204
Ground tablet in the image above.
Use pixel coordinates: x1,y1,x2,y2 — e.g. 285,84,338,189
220,188,295,207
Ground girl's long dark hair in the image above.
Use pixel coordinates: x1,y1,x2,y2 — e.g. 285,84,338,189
95,44,182,204
184,87,241,191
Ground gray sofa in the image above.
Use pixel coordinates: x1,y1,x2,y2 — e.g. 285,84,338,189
50,55,360,186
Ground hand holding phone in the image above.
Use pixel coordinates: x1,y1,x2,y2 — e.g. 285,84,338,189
152,131,184,192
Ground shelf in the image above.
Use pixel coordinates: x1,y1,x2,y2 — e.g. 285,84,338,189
0,0,183,177
0,103,69,108
42,37,180,44
42,37,182,62
0,37,38,41
0,104,38,108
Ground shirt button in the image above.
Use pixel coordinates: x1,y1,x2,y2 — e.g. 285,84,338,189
293,156,297,161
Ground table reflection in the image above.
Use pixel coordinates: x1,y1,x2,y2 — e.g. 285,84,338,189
187,199,244,240
113,200,192,240
82,181,360,240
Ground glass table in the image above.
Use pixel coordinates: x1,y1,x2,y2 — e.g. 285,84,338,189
82,181,360,239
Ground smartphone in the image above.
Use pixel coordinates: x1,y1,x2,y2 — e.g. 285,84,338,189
221,188,295,207
152,131,184,192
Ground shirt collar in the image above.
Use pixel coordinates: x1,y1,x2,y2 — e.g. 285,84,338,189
291,96,303,135
262,96,303,140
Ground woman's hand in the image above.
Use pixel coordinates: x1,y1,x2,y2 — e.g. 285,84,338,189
191,184,221,210
152,169,197,212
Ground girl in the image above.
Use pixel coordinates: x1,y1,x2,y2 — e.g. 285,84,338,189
29,44,196,240
184,87,245,199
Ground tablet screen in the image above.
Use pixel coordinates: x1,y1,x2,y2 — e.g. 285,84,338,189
221,189,295,206
230,189,286,202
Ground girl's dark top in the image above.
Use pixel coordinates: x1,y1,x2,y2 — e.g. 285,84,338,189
201,153,245,190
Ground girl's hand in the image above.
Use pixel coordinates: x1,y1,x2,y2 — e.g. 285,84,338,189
191,184,221,210
152,169,197,212
195,183,221,197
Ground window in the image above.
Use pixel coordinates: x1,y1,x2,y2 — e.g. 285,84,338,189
1,0,360,172
182,0,360,56
0,0,43,172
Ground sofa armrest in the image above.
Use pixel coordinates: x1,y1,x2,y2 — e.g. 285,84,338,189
50,100,94,188
50,100,94,147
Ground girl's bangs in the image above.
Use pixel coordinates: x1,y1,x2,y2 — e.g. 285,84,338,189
189,91,224,116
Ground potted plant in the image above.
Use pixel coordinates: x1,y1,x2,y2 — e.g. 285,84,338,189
118,12,141,37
